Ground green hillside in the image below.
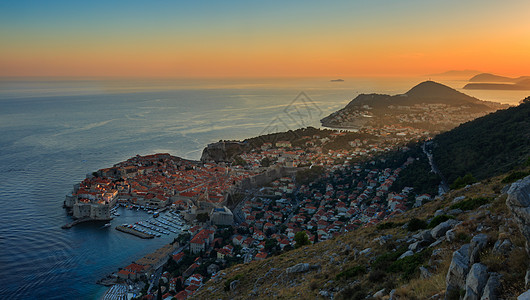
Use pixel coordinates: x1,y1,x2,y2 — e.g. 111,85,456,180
433,98,530,185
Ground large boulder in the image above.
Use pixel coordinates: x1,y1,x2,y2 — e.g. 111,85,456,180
463,263,489,300
492,238,513,256
286,263,310,274
446,229,456,242
506,175,530,255
518,289,530,300
420,266,433,279
446,244,471,294
432,219,459,239
285,263,319,274
469,234,489,264
230,279,240,291
481,272,501,300
399,250,414,260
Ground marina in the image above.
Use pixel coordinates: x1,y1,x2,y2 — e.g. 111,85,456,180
112,208,188,239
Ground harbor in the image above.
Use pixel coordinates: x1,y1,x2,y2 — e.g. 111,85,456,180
115,210,188,239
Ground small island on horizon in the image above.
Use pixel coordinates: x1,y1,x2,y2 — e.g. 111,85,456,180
464,73,530,90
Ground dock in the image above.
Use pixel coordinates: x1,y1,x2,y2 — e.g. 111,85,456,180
115,225,154,239
61,217,112,229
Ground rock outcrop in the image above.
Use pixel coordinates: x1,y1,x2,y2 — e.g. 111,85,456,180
200,141,245,163
463,263,488,300
285,263,320,274
481,272,501,300
469,234,489,264
506,175,530,300
506,175,530,255
432,219,459,239
446,244,471,295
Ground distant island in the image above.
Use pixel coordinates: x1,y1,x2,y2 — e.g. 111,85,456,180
428,69,482,78
464,73,530,90
330,79,344,82
321,80,507,132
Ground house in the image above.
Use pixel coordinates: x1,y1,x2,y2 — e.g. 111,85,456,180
207,264,220,275
232,235,245,246
279,239,291,249
252,230,265,241
254,251,268,260
242,237,255,248
216,248,231,259
117,263,146,280
185,274,204,286
174,290,188,300
172,252,185,264
189,228,215,254
183,263,199,278
169,277,183,292
189,237,206,254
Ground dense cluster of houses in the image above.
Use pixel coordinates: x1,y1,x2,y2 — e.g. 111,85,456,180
66,153,257,220
105,131,441,299
231,153,435,250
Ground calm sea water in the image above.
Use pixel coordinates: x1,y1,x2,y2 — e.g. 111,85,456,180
0,77,525,299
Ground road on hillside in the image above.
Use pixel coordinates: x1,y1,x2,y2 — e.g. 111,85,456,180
422,142,449,194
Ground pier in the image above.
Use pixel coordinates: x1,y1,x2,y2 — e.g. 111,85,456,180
61,217,111,229
115,225,154,239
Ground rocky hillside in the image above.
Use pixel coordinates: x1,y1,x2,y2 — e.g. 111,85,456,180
192,170,530,299
200,141,247,163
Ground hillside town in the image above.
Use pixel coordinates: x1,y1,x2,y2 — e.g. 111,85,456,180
322,102,498,133
77,125,444,300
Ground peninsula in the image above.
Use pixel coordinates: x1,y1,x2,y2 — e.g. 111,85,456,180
321,81,507,131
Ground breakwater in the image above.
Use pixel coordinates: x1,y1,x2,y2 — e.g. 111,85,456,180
115,225,154,239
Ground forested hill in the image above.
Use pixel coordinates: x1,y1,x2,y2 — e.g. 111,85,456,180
432,97,530,185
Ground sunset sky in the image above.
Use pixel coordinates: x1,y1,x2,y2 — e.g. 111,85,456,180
1,0,529,78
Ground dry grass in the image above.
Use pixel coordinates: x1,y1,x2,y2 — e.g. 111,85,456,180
393,251,451,299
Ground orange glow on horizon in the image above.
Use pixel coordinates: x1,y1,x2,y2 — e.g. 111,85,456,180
1,1,529,78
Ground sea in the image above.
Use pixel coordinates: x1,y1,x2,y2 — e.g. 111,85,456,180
0,76,527,299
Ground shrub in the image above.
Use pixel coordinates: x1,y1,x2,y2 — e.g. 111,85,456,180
455,231,471,243
294,231,310,248
377,221,405,230
501,171,530,183
368,269,387,283
446,288,465,300
224,274,243,291
335,265,366,280
338,285,366,300
428,215,454,228
450,197,491,211
377,222,396,230
372,247,407,270
309,279,319,291
450,173,476,190
388,248,433,279
407,218,428,231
